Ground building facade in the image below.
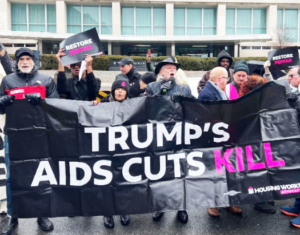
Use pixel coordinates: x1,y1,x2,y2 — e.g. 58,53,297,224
0,0,300,57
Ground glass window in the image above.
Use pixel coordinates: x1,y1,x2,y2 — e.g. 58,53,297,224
187,8,202,36
252,46,261,49
11,3,27,31
203,9,216,35
153,7,166,35
277,9,283,28
285,9,298,42
29,4,45,32
174,8,185,35
226,9,235,35
136,7,151,36
253,9,266,34
83,6,99,32
121,7,134,35
237,9,251,34
241,46,251,49
262,46,271,49
101,6,112,35
47,5,56,33
67,5,81,34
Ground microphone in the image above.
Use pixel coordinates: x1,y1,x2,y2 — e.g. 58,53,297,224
161,77,175,95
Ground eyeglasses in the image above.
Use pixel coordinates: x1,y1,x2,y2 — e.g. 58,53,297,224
220,76,229,81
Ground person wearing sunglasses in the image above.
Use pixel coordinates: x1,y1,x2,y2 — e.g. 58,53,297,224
56,48,101,101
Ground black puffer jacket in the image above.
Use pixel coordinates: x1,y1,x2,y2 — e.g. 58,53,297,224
0,65,59,113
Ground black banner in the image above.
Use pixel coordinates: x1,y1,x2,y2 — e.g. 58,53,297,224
7,80,300,218
268,46,299,70
59,28,103,66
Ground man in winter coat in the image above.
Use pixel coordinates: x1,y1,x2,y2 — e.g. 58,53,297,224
226,60,249,100
0,42,14,75
0,48,58,235
198,67,228,101
56,48,101,101
145,57,192,98
198,50,234,94
145,57,190,224
117,57,143,98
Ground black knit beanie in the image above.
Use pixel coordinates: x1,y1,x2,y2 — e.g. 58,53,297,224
112,76,130,99
234,60,249,74
141,72,156,85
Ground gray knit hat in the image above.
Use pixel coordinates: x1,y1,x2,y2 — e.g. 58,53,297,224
234,60,249,74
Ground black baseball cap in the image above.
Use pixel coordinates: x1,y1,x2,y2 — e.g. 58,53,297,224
117,57,134,66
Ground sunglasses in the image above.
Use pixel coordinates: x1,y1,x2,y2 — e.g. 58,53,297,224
71,62,82,68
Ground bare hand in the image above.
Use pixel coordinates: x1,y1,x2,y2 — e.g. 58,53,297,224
147,51,152,63
85,54,93,68
93,100,100,106
264,60,271,74
56,49,65,63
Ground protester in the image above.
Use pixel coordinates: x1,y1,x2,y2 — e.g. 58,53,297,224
197,50,234,94
139,72,156,95
226,60,249,100
145,57,190,224
198,66,243,216
93,75,131,229
145,57,192,98
0,48,59,235
117,57,143,98
56,48,101,101
146,52,189,84
0,42,14,75
280,65,300,228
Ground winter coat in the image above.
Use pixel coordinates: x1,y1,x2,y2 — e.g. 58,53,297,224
226,81,240,100
117,67,142,98
57,71,101,101
197,50,234,94
0,65,59,114
198,81,224,101
145,80,192,98
0,51,13,75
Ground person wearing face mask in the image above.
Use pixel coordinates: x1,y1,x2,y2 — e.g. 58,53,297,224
145,57,191,98
56,48,101,101
226,60,249,100
0,47,58,235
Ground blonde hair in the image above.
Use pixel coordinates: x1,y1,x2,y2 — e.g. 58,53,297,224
157,65,183,87
210,67,227,82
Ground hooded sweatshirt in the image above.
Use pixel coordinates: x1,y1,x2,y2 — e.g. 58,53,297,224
197,50,234,94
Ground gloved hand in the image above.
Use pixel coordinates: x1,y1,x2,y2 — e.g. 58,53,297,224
285,92,298,102
264,60,271,75
0,42,4,51
25,93,41,105
160,82,173,95
171,92,182,102
0,95,15,107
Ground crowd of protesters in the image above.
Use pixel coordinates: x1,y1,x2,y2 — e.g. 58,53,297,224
0,40,300,234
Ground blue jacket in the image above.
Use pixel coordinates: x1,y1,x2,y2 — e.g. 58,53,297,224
198,81,223,101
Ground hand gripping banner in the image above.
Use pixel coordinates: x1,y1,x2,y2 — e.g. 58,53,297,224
6,80,300,218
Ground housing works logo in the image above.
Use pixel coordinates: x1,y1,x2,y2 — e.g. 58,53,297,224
247,183,300,195
248,187,254,194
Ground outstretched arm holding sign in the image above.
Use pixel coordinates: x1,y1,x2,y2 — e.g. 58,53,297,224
56,49,70,96
84,54,101,101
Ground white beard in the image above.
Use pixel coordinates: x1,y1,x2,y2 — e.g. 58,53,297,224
19,65,33,74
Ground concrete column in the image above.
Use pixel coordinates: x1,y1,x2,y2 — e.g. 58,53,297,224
0,0,11,30
166,3,174,36
112,2,121,36
267,5,278,41
234,43,239,57
56,1,67,34
171,43,175,56
108,42,112,55
217,4,226,36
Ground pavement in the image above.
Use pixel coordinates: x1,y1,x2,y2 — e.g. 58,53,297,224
1,198,300,235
